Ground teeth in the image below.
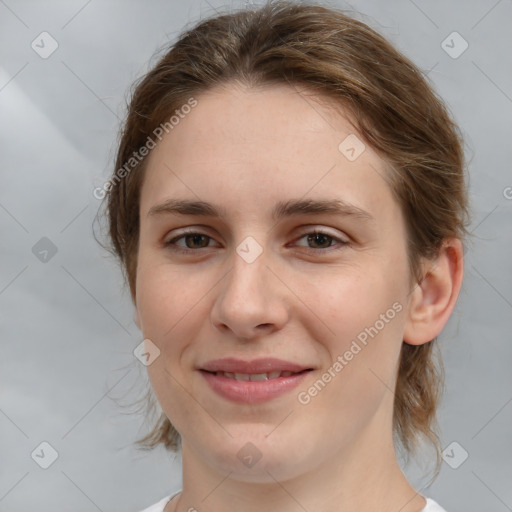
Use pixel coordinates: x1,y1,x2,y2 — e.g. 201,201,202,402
215,370,297,381
245,373,266,381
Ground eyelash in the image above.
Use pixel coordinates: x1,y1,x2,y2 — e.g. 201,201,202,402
163,228,349,255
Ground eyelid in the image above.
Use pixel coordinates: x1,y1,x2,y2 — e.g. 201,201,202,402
163,227,220,247
290,229,349,252
294,225,350,242
165,224,348,241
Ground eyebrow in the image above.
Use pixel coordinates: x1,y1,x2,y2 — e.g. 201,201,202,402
147,197,375,224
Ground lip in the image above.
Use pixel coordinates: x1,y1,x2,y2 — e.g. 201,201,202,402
199,357,312,374
200,370,311,404
198,358,313,404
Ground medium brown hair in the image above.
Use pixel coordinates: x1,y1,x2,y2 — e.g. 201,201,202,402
101,0,469,476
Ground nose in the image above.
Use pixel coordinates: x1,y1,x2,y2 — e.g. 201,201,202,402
209,244,289,340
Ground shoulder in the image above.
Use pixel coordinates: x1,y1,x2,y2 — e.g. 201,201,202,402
423,497,449,512
137,494,173,512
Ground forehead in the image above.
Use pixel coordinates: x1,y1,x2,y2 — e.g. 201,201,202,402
140,83,399,226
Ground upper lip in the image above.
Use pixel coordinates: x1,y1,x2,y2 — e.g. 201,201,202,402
200,357,313,374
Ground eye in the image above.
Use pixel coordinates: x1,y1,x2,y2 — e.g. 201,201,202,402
164,229,218,253
293,229,349,252
163,228,349,255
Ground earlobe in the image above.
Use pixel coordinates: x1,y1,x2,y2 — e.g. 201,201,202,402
403,239,464,346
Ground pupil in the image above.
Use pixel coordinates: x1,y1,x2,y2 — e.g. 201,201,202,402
309,233,330,248
187,234,207,248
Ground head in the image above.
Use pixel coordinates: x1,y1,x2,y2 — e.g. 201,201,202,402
101,0,469,480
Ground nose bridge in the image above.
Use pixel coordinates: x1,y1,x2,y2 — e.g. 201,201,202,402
228,234,269,299
210,232,286,338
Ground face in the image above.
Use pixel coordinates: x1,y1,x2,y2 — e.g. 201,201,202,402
135,83,414,483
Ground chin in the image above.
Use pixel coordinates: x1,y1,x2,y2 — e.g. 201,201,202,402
200,428,315,483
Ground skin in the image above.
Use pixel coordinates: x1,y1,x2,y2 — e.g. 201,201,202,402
133,83,464,512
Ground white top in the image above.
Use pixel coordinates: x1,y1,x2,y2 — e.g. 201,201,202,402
138,491,448,512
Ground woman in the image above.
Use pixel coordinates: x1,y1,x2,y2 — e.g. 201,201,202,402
101,2,469,510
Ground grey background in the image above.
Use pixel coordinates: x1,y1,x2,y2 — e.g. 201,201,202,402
1,0,511,511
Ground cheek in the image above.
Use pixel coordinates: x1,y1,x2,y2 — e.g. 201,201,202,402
136,263,202,430
305,263,406,333
299,287,406,437
135,258,213,387
308,266,407,385
136,259,197,332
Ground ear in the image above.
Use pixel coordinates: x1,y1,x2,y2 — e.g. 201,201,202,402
403,238,464,346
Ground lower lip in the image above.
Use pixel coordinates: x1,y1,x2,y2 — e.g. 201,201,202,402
199,370,310,404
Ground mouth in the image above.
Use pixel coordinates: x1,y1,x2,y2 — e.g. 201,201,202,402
198,357,314,403
199,357,313,374
199,368,313,405
200,369,312,381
